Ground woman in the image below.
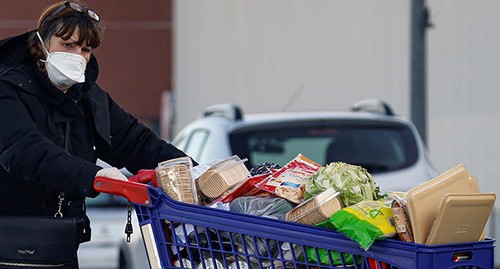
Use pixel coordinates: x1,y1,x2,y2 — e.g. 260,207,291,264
0,1,195,267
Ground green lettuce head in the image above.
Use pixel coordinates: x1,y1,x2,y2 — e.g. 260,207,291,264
304,162,380,207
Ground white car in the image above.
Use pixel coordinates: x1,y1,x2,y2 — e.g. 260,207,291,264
174,100,437,193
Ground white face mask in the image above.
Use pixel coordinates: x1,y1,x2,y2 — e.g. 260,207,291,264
36,32,87,89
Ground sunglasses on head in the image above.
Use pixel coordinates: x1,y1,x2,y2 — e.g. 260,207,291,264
49,1,100,22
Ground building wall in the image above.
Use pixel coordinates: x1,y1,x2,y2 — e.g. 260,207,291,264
0,0,172,127
174,1,411,123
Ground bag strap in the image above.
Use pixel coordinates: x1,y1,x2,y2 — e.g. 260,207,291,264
64,121,71,152
55,121,71,218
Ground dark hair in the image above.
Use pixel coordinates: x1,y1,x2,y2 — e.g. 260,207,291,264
28,1,104,72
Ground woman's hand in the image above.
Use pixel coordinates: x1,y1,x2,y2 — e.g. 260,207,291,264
95,167,128,181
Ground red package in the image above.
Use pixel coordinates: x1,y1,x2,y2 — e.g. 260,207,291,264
220,173,271,203
206,173,273,207
368,258,388,269
255,154,321,204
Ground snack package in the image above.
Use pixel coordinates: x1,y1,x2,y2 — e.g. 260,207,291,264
386,192,414,242
256,154,321,204
197,155,250,199
155,157,198,204
285,187,342,225
220,173,271,203
207,173,272,208
318,200,396,250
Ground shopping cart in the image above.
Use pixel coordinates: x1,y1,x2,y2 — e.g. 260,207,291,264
94,175,495,269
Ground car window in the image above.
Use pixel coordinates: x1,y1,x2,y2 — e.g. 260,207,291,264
229,124,418,174
183,129,209,161
247,136,331,167
172,133,187,149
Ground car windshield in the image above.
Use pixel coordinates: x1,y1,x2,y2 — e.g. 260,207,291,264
229,123,418,174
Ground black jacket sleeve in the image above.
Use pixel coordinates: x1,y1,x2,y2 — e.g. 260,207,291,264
96,90,197,174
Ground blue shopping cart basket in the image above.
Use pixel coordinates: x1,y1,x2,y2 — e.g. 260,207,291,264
94,176,495,269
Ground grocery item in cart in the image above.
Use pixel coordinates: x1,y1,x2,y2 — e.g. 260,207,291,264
406,164,480,244
425,192,495,245
229,196,294,265
304,247,355,267
389,192,414,243
304,162,380,207
197,257,223,269
208,173,272,208
229,196,294,220
249,162,281,176
319,199,396,250
228,260,249,269
256,154,321,204
156,157,198,204
197,155,251,199
285,187,342,225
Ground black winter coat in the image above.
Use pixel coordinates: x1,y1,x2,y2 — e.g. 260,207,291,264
0,31,194,242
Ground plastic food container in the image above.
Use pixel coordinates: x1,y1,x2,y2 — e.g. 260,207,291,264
285,187,341,225
155,157,197,204
197,156,250,198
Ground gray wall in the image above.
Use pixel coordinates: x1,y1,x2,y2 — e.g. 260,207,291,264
174,1,410,119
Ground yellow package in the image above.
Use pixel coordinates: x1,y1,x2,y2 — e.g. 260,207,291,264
317,200,396,250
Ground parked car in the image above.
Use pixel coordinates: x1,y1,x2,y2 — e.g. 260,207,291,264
102,100,438,269
173,100,437,193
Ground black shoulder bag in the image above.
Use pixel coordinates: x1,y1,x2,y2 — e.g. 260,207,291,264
0,122,81,267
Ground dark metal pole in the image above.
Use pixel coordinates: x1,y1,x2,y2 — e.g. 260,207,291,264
410,0,432,145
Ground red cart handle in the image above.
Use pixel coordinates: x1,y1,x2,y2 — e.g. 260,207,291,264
128,169,158,186
94,176,152,206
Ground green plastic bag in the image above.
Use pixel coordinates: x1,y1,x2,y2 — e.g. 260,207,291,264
318,200,396,250
305,247,354,266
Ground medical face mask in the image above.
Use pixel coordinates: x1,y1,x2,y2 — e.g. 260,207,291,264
36,32,87,89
